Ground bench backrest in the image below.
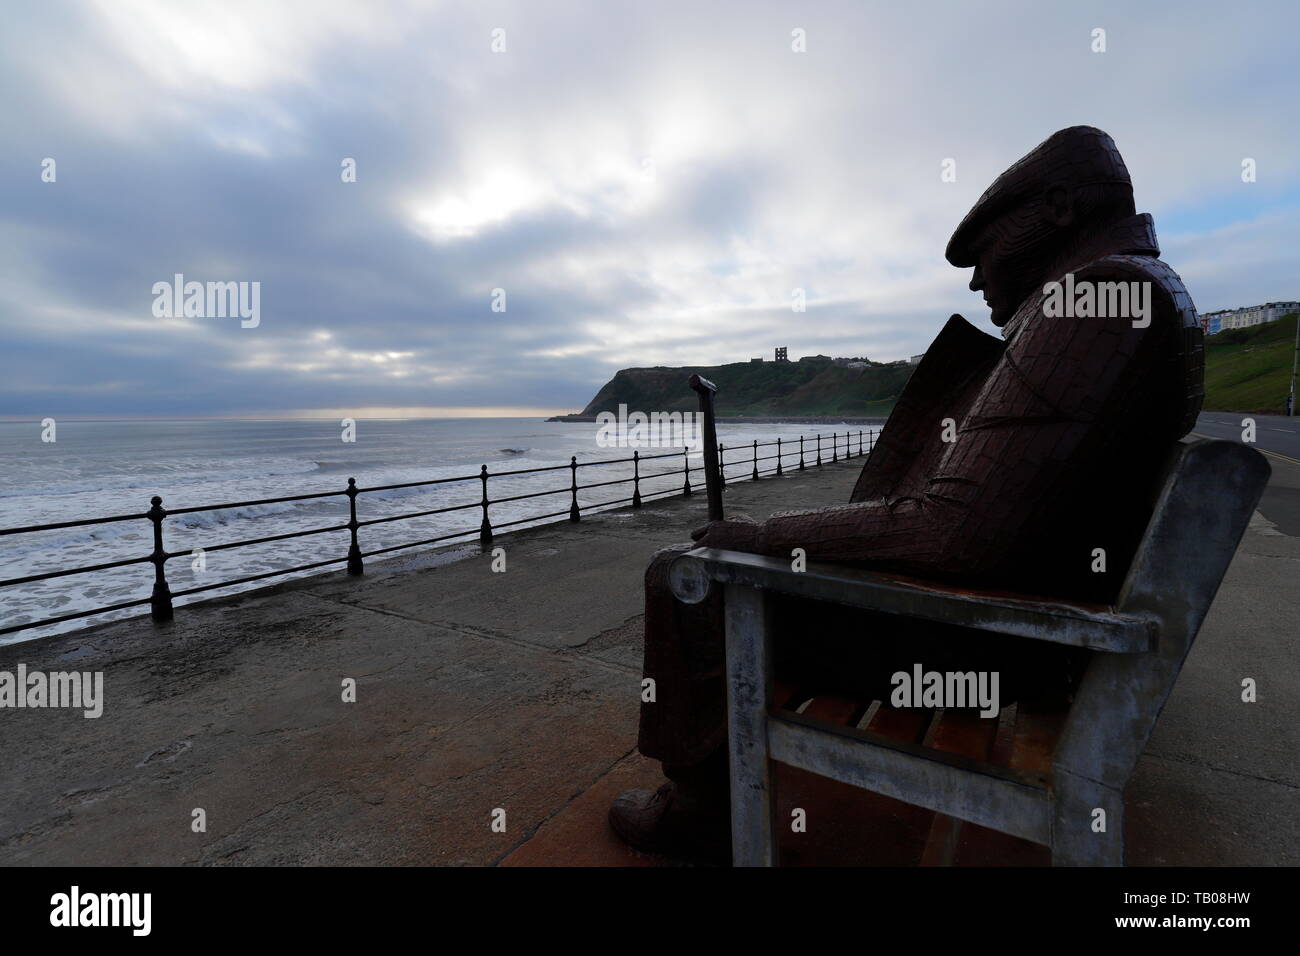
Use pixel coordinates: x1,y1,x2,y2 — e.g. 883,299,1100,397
1056,439,1269,787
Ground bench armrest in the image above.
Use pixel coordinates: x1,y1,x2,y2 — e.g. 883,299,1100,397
669,547,1155,653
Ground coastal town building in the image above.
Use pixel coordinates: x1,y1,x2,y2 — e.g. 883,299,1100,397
1200,300,1300,335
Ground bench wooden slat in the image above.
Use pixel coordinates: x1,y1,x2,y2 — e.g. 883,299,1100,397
863,702,932,744
925,707,1000,761
919,708,1002,864
800,693,868,727
1010,700,1068,777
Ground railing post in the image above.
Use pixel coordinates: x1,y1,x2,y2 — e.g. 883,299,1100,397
832,431,838,463
632,450,643,508
569,456,581,521
718,443,726,487
858,429,863,457
751,440,759,480
869,429,875,453
776,438,783,476
799,435,805,471
682,447,692,497
479,465,493,546
148,495,173,623
346,478,364,575
816,434,822,467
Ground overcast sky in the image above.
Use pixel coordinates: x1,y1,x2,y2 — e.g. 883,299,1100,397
2,0,1297,418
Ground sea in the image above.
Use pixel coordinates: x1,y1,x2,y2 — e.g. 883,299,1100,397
0,417,876,644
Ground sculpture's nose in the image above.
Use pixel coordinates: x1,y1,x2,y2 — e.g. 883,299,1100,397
968,264,985,292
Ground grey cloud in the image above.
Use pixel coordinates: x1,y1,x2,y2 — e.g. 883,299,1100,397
1,0,1297,417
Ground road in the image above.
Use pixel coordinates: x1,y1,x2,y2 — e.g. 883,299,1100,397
1194,411,1300,535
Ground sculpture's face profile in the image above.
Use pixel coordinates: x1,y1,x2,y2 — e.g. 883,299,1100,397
947,128,1138,328
967,184,1076,327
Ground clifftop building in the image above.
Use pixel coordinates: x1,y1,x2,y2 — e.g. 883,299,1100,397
752,349,880,366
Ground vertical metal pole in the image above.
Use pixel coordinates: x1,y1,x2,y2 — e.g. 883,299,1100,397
1289,310,1299,415
632,450,642,508
718,443,726,489
682,447,692,497
775,438,783,476
816,434,822,467
751,440,759,480
346,478,364,575
148,495,173,623
690,374,723,521
479,465,493,546
569,456,580,521
799,435,805,471
832,431,838,463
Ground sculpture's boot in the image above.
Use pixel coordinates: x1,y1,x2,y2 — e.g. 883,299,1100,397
608,750,730,861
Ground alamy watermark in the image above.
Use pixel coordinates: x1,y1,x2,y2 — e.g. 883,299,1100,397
0,665,103,718
152,273,260,328
890,664,1000,717
50,886,150,936
595,404,704,449
1042,273,1150,328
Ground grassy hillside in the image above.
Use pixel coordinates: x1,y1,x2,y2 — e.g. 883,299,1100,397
567,313,1297,419
577,359,913,418
1203,312,1298,414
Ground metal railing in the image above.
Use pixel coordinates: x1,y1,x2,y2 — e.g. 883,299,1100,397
0,428,877,638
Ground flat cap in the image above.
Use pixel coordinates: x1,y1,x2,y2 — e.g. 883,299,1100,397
945,126,1132,267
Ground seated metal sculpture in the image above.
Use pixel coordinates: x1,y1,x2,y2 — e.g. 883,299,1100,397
608,126,1206,856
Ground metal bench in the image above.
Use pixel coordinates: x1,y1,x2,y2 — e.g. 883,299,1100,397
668,439,1269,865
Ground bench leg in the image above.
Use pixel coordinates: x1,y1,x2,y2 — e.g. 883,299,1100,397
724,584,776,866
1051,770,1124,866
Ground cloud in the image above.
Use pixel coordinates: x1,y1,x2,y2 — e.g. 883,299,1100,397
1,0,1297,417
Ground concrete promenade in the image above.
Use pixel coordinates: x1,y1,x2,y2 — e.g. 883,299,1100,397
1,451,1296,866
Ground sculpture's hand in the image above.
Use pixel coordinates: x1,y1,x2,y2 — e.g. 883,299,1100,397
690,515,761,552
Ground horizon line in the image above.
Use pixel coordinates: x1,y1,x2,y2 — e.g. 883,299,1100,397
0,406,575,423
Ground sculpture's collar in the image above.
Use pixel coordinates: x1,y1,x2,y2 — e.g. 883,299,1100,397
1002,213,1160,339
1057,212,1159,272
